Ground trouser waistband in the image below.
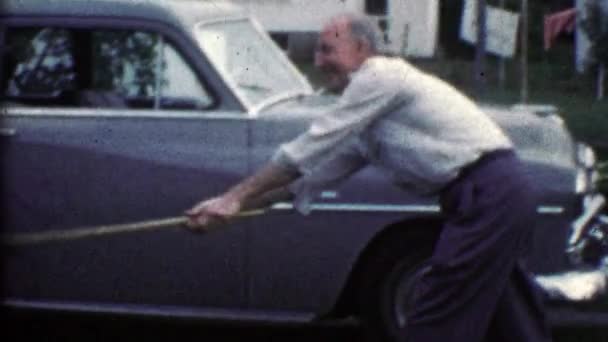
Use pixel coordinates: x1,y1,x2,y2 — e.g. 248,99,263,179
441,149,515,196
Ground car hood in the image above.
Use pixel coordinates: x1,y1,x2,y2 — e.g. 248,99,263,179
483,105,576,170
261,95,576,168
256,95,578,197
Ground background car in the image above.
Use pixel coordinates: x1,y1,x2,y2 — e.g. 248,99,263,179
1,0,607,340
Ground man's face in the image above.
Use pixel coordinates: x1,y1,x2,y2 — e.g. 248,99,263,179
314,19,367,93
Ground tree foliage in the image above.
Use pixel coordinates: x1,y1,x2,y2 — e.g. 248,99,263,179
93,31,163,96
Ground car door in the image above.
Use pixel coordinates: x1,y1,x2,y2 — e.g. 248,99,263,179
1,23,251,311
245,103,437,314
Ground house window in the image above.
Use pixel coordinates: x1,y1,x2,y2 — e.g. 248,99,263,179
365,0,388,15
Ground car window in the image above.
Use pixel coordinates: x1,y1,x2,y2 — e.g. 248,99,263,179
3,28,76,101
3,27,214,110
196,18,312,110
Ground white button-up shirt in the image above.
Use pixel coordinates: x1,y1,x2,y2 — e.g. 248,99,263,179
272,56,513,214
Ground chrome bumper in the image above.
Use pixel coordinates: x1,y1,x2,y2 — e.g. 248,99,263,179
566,194,607,262
535,268,608,301
535,193,608,302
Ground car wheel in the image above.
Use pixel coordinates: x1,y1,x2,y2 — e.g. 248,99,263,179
356,227,438,342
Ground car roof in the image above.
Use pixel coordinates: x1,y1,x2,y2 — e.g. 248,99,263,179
2,0,246,29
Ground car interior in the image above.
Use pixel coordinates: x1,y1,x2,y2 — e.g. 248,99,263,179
2,27,212,110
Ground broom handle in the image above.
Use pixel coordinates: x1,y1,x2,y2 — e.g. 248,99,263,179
1,209,266,246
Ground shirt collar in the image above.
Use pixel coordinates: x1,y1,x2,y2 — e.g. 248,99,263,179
348,56,382,81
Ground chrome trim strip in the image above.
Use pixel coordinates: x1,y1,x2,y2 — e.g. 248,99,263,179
195,15,250,26
2,298,315,324
319,191,339,199
272,202,441,213
271,202,568,215
537,206,565,215
1,107,248,120
249,91,310,116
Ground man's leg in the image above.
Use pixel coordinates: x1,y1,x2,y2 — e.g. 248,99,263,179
485,261,553,342
405,154,547,342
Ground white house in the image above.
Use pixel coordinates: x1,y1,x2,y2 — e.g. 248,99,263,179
226,0,440,58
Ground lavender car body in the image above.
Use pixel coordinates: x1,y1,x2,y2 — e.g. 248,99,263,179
1,0,606,333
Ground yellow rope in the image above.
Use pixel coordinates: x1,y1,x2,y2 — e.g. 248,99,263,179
1,209,266,246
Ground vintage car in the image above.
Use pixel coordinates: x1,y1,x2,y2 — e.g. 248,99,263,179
1,0,607,340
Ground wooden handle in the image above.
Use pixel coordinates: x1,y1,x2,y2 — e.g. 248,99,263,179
1,209,266,246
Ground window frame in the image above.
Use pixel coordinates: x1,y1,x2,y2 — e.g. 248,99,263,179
0,15,246,113
0,22,6,96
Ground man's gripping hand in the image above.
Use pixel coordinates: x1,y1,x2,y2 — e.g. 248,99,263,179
184,194,242,232
184,162,299,232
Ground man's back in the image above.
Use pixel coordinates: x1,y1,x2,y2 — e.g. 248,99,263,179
344,56,513,193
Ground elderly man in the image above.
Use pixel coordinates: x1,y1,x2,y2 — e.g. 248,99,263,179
186,14,552,342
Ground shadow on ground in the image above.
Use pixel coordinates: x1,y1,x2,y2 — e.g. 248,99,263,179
3,309,608,342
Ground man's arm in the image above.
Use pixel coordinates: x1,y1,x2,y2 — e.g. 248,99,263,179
276,74,400,177
186,67,394,230
242,187,294,212
185,162,299,229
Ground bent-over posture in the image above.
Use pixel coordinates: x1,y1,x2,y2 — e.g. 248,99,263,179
186,13,552,342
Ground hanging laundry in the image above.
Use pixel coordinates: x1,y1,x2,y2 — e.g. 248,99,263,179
544,8,577,50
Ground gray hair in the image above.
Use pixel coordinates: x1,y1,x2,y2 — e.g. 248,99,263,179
347,14,382,53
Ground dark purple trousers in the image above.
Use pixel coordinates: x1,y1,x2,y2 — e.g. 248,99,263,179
406,150,553,342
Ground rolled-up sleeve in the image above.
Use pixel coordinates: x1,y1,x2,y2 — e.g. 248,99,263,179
271,73,401,176
287,139,368,214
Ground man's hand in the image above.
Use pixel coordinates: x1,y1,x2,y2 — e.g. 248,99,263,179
184,194,242,232
184,162,299,232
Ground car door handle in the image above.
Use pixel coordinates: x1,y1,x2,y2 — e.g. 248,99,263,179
320,190,339,199
0,127,17,137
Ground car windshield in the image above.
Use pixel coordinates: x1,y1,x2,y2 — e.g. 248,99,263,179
195,18,313,111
